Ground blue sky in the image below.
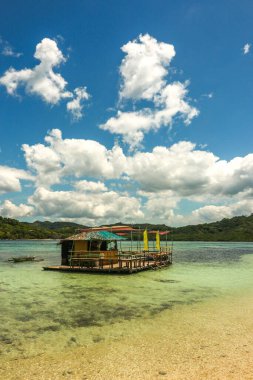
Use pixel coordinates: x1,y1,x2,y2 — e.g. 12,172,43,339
0,0,253,226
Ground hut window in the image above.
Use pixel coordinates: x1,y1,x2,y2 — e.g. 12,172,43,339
100,241,107,251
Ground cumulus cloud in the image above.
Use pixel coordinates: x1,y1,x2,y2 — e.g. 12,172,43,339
74,180,108,192
126,141,216,195
66,86,90,120
120,34,175,100
189,200,253,224
0,165,33,194
101,82,199,149
126,143,253,201
0,38,89,119
22,129,253,204
100,34,198,149
146,199,253,227
0,200,33,218
139,190,179,224
22,141,62,187
22,129,127,187
100,109,156,150
4,130,253,225
243,43,251,55
28,187,143,223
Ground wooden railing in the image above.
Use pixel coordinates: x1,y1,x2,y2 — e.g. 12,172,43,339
67,249,172,269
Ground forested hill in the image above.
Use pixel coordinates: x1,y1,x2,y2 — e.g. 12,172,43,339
170,214,253,241
0,214,253,241
0,217,86,239
132,215,253,241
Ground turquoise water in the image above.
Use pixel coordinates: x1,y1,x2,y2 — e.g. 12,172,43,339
1,240,253,358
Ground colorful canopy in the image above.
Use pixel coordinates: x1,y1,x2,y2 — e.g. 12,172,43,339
62,230,127,242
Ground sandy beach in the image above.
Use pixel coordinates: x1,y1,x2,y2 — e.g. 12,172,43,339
1,289,253,380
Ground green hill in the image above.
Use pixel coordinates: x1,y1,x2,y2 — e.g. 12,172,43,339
31,220,87,237
0,214,253,241
0,217,86,240
170,214,253,241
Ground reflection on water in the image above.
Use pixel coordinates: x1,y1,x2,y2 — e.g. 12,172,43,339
0,240,253,358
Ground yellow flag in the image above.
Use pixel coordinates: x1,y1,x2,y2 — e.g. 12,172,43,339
143,229,149,251
156,231,160,251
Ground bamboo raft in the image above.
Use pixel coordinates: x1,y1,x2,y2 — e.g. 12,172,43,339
44,251,172,274
43,225,173,275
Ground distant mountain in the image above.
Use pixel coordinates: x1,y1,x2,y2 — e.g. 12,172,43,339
32,220,86,230
31,220,87,236
170,214,253,241
0,217,86,240
0,214,253,241
118,216,253,241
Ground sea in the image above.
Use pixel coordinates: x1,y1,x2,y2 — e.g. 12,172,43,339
1,240,253,362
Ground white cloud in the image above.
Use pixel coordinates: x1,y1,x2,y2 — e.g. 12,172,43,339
0,38,68,102
2,46,22,58
120,34,175,101
190,200,253,224
74,180,108,192
0,165,33,194
22,129,253,205
139,190,179,224
22,141,62,187
243,43,251,55
149,201,253,227
127,141,216,195
204,92,213,99
101,34,198,149
28,187,143,223
66,87,89,120
22,129,127,187
4,130,253,225
0,200,33,218
154,81,199,126
100,109,156,150
127,143,253,200
0,37,22,58
101,82,199,149
0,38,89,119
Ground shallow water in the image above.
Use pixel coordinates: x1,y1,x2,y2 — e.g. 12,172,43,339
1,240,253,359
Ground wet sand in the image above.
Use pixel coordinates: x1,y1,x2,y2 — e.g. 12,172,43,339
1,291,253,380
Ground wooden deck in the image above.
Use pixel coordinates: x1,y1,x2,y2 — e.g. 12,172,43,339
43,255,172,274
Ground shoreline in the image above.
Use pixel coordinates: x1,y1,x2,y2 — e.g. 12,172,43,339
1,291,253,380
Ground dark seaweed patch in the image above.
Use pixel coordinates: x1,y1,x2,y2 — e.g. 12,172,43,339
22,302,34,309
67,336,79,346
0,335,13,345
180,288,194,293
53,317,69,325
92,335,104,343
36,325,60,333
16,315,33,322
151,303,173,314
72,316,100,327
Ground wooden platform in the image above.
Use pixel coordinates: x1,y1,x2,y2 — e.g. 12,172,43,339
43,261,172,274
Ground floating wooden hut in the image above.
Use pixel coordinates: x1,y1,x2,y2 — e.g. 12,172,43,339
44,226,173,274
